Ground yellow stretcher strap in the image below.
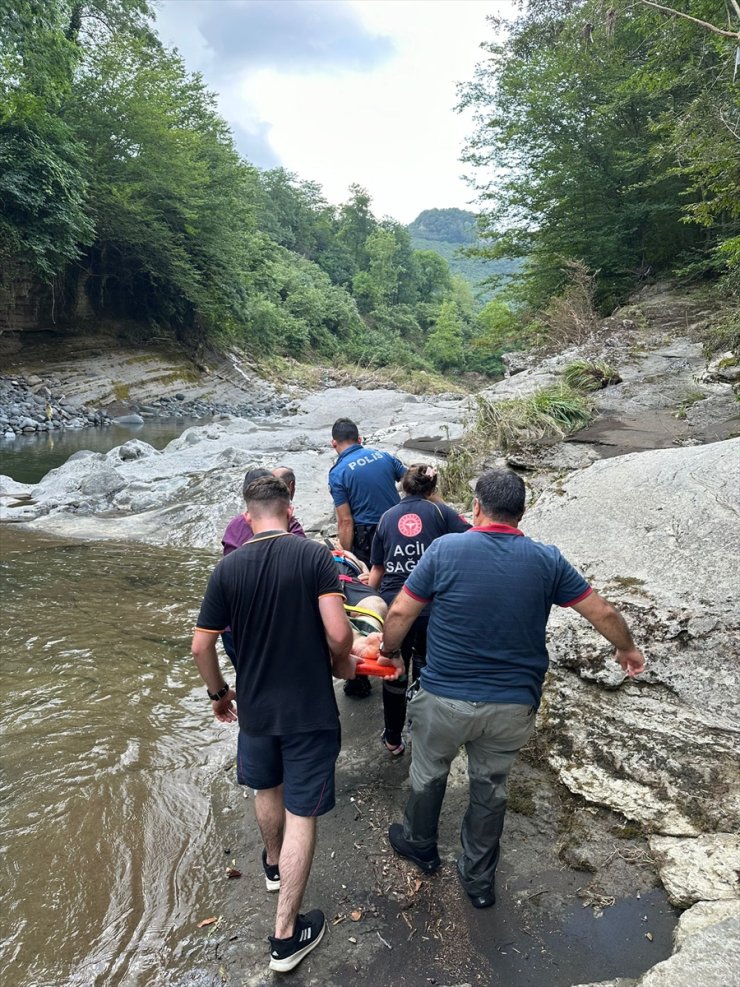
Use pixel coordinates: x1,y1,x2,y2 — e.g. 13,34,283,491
344,604,384,626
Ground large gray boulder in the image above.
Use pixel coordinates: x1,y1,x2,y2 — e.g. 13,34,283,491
672,899,740,949
649,835,740,907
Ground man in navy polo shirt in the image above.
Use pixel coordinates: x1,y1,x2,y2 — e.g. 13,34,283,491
379,468,645,909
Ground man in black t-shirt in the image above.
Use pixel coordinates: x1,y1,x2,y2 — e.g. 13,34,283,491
192,476,356,973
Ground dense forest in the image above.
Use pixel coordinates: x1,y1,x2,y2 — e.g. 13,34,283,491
1,0,738,379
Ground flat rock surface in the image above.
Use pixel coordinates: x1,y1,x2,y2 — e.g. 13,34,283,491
648,835,740,907
637,914,740,987
672,898,740,949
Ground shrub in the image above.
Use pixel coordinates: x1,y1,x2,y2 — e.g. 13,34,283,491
536,260,599,349
438,443,476,506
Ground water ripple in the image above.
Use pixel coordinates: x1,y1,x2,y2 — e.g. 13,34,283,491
1,529,235,986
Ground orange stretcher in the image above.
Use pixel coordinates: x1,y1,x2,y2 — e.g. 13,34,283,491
353,641,399,678
354,656,398,678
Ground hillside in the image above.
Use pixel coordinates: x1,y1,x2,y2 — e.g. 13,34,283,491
407,208,519,302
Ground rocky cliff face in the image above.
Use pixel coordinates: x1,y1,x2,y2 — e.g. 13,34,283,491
523,440,739,886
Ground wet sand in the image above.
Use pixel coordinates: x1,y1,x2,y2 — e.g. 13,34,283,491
567,410,737,458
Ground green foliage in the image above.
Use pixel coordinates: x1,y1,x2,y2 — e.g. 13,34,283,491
0,1,93,277
408,208,478,244
476,386,594,450
532,259,601,349
414,249,453,302
459,0,740,311
0,2,498,378
67,32,257,339
408,208,520,302
701,305,740,357
425,300,466,371
438,443,476,506
467,299,525,375
563,359,621,392
675,390,706,420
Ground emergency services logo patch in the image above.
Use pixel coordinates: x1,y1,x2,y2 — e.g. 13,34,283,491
398,513,422,537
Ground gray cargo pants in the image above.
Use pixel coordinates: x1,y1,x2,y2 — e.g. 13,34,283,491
403,688,536,897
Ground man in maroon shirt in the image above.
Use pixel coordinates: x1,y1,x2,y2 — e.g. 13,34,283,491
220,467,305,664
222,467,305,555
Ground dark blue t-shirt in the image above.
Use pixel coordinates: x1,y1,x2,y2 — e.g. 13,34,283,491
328,444,407,524
404,525,591,707
370,496,470,599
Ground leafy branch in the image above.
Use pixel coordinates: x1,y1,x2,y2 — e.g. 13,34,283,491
638,0,740,40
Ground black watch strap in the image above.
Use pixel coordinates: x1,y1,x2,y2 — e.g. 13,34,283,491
379,641,401,659
207,683,230,702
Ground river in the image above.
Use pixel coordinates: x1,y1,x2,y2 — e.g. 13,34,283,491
0,419,211,485
0,527,233,987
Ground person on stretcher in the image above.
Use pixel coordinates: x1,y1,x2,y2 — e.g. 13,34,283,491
327,542,400,679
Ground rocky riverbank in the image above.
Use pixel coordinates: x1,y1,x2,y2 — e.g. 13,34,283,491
0,373,114,436
0,370,290,438
0,332,293,441
1,284,738,987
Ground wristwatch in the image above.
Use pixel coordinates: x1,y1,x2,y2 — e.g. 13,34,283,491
207,682,230,701
379,640,401,659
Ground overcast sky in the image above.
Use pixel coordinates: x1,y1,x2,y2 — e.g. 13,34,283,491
153,0,513,224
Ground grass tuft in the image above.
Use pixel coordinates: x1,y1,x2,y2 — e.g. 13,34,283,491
112,381,130,401
563,359,621,392
475,386,594,451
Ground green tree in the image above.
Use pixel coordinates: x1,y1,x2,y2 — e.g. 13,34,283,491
414,250,453,302
68,33,257,339
425,300,465,370
0,1,92,280
459,0,739,310
337,184,376,270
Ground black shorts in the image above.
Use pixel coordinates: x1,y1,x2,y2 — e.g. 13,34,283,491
236,727,341,817
339,574,378,608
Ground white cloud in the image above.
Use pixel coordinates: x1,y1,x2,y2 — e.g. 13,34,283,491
156,0,513,223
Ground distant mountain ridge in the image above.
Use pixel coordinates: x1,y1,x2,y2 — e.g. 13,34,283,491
407,208,478,245
407,208,517,301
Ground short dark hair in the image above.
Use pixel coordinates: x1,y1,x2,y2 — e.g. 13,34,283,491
474,468,525,523
244,476,291,516
401,463,438,497
242,467,271,499
332,418,360,443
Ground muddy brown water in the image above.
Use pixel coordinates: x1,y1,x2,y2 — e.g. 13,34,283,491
0,528,231,986
1,527,679,987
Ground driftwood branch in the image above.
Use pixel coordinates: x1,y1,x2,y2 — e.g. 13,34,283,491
638,0,740,39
